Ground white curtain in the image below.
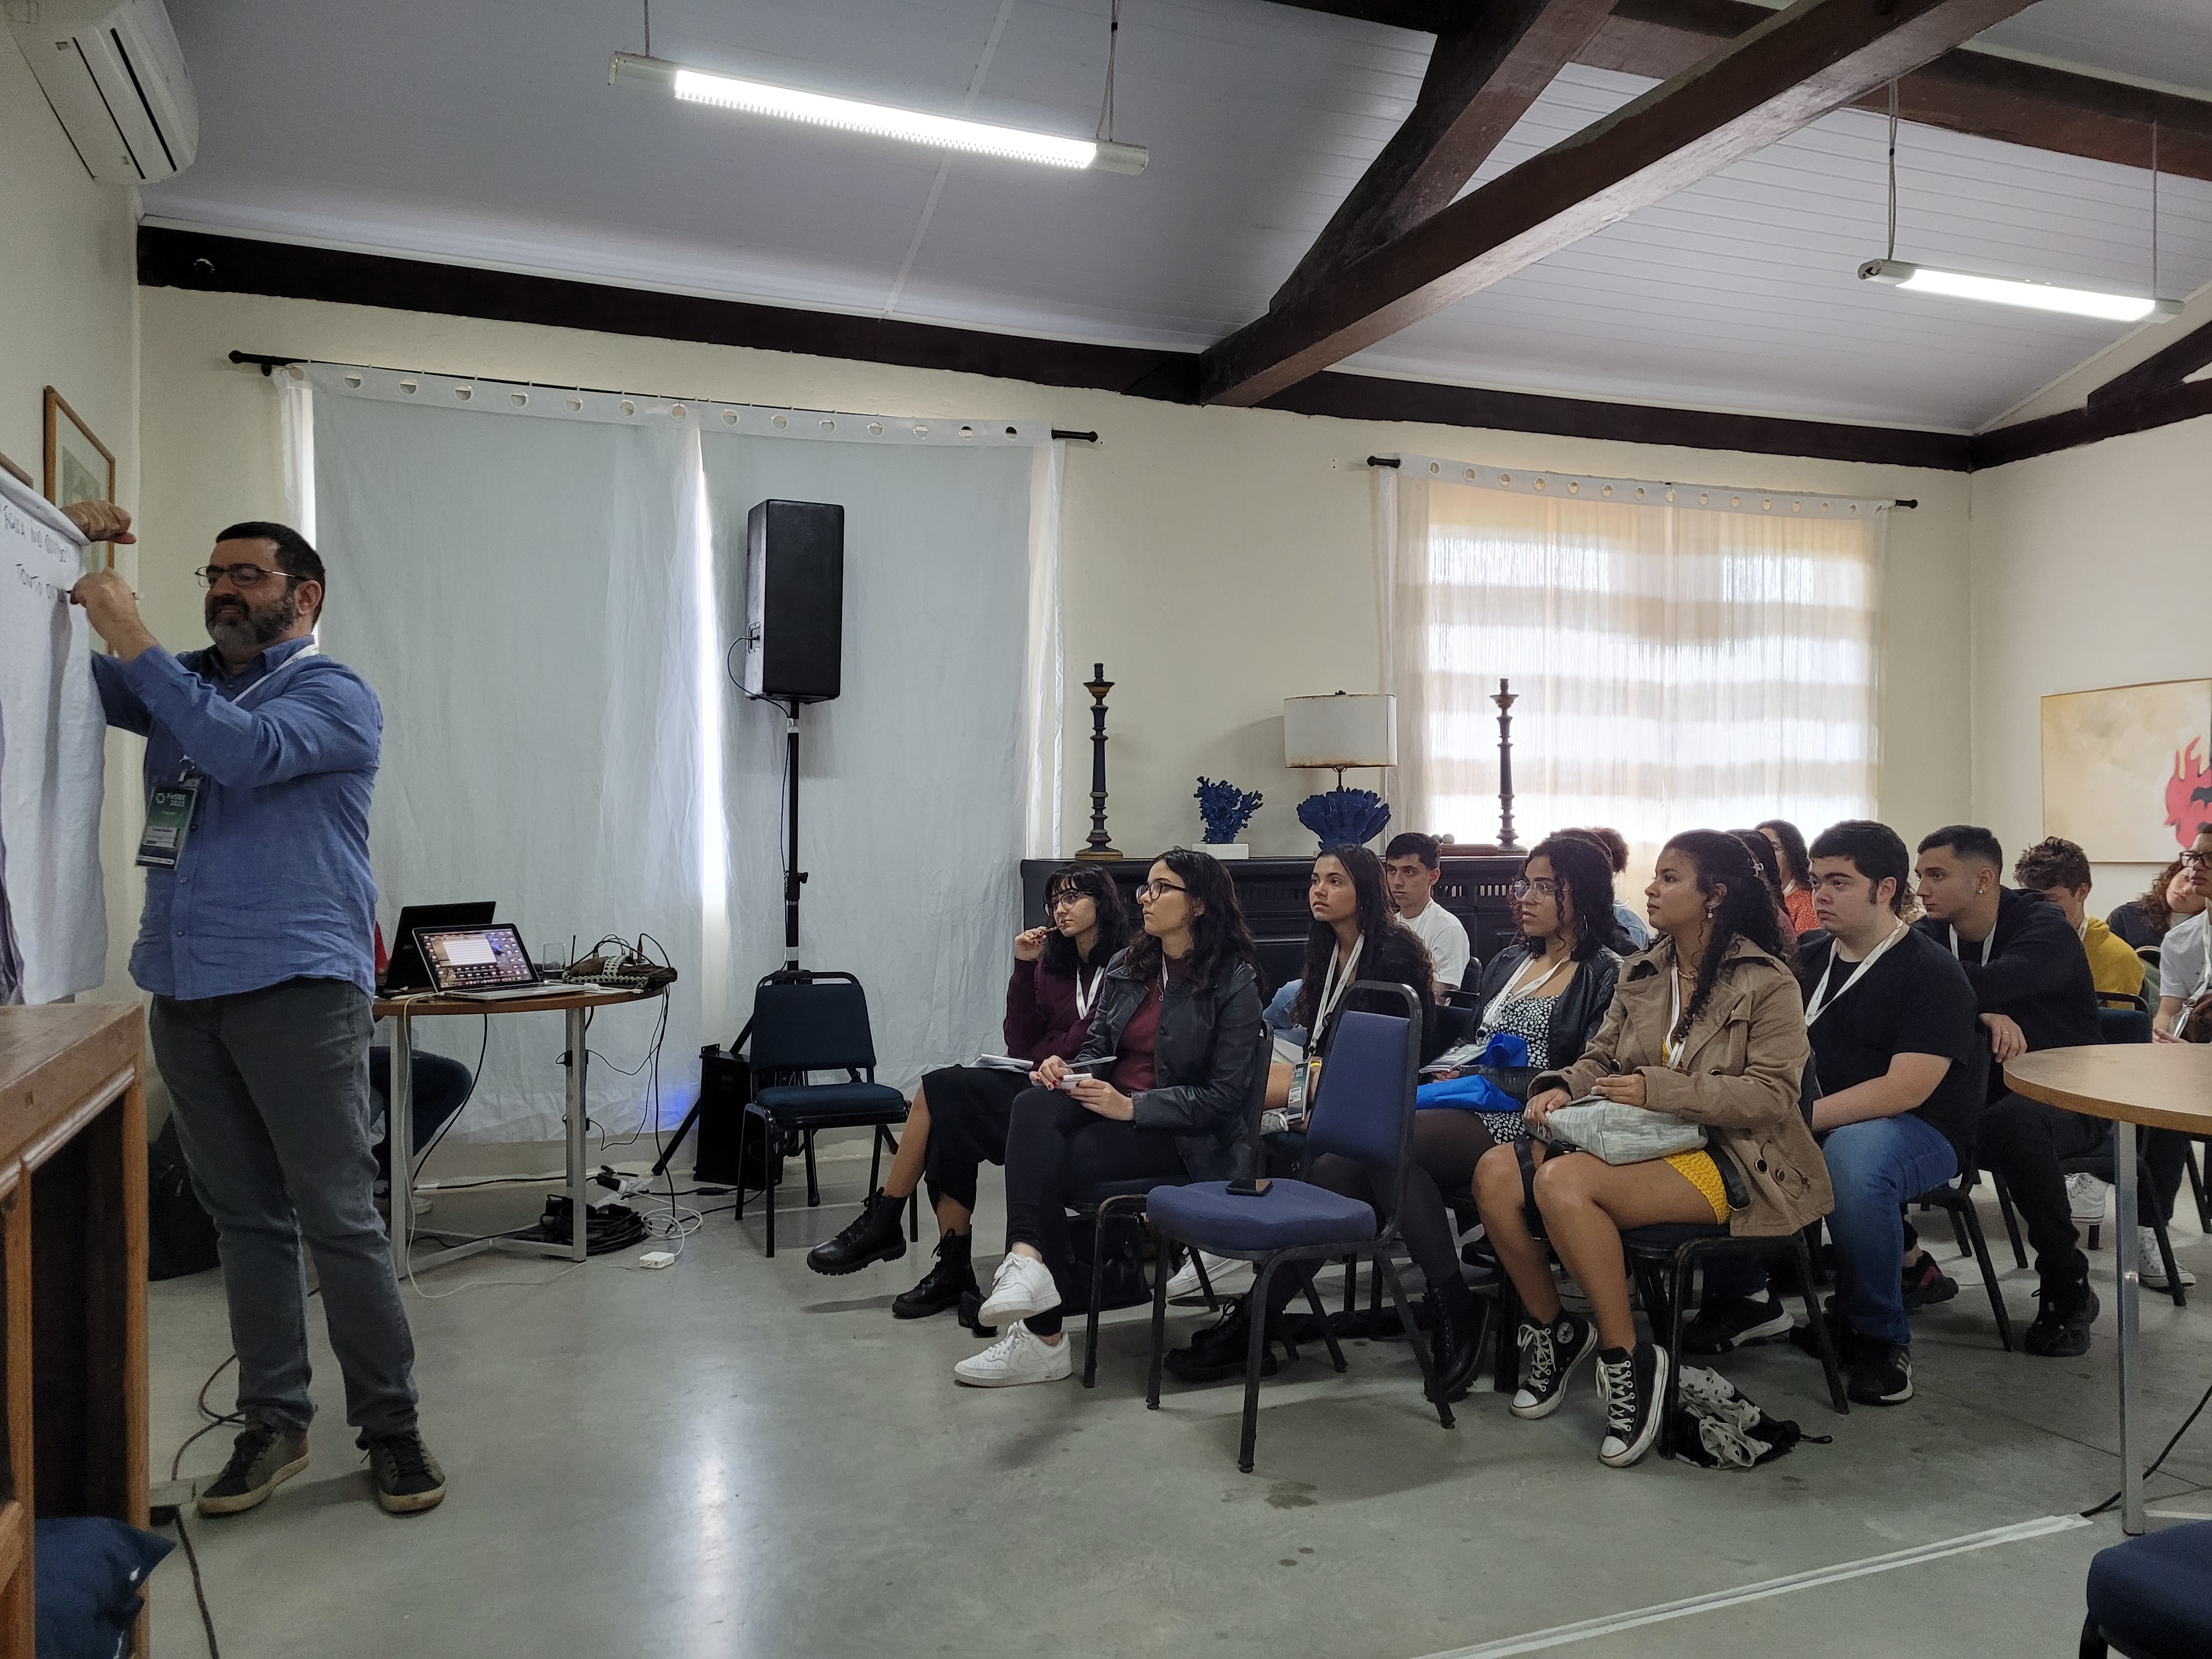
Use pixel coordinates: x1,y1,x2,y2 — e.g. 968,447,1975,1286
1382,461,1884,868
303,364,1054,1138
699,436,1037,1087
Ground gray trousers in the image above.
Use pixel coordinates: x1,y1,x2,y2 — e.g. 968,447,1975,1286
151,977,419,1442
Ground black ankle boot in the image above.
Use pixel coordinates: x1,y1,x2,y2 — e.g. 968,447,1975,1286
804,1189,910,1276
892,1232,977,1319
1428,1276,1486,1402
1164,1296,1280,1383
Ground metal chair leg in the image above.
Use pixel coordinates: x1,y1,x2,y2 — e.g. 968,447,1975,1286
733,1110,749,1221
868,1126,884,1194
764,1127,778,1257
1302,1266,1348,1372
1791,1233,1848,1416
1378,1256,1453,1429
910,1189,921,1242
1084,1207,1112,1390
1146,1224,1172,1410
1656,1252,1694,1461
2185,1139,2209,1233
804,1131,821,1207
1956,1197,2015,1352
1241,1260,1278,1471
1493,1274,1521,1395
1190,1250,1221,1312
1991,1172,2028,1271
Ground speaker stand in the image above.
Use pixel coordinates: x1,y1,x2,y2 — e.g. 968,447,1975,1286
782,698,806,970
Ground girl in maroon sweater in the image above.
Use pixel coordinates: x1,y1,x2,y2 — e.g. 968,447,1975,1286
805,865,1128,1317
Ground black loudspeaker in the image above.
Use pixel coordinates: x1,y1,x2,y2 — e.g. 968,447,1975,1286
743,499,844,704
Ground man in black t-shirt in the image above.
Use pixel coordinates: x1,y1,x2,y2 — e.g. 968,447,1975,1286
1688,822,1977,1406
1914,825,2103,1359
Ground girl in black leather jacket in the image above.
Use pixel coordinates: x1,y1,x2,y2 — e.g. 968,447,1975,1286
952,849,1266,1389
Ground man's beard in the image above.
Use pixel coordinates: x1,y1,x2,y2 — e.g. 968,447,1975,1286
206,586,300,656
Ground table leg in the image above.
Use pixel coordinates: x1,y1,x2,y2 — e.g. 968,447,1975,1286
2115,1118,2144,1535
388,1011,416,1283
566,1006,589,1262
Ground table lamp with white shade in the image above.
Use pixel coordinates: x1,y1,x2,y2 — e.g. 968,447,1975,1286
1284,692,1396,847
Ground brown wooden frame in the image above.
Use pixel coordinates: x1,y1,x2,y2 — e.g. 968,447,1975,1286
42,387,117,571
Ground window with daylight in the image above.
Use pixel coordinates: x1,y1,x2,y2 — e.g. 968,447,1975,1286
1379,466,1885,866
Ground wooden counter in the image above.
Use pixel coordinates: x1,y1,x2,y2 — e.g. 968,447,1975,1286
0,1003,149,1656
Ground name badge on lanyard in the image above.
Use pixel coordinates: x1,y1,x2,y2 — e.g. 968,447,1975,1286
137,776,203,868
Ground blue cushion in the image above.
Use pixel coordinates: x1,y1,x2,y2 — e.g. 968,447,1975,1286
1306,1011,1411,1169
2087,1521,2212,1657
1149,1179,1376,1255
35,1517,173,1659
753,1081,906,1119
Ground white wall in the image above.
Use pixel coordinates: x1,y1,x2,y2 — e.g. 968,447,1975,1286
1970,413,2212,905
2,38,143,1006
137,286,1976,877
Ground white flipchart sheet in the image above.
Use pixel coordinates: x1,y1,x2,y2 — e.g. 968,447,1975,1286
0,469,106,1003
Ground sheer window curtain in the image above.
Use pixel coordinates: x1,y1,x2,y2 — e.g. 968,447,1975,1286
298,365,1059,1139
1382,465,1884,866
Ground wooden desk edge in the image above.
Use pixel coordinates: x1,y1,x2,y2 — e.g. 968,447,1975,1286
373,987,661,1018
2004,1056,2212,1137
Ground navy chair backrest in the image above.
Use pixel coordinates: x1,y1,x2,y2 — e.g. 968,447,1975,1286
2099,1006,2153,1046
1306,1002,1418,1173
748,973,879,1074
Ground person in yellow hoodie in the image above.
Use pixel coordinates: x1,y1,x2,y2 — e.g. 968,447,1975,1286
2013,837,2146,1000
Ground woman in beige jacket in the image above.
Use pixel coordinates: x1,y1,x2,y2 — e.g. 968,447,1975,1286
1473,830,1831,1468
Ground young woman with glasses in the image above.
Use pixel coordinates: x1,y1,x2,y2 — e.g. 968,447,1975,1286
953,849,1267,1387
806,865,1128,1321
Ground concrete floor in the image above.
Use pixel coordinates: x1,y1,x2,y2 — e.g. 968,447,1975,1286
145,1163,2211,1659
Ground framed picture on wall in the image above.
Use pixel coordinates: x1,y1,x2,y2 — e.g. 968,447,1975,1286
43,386,116,571
2041,679,2212,862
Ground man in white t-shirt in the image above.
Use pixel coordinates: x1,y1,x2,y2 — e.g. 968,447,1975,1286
2154,823,2212,1041
1383,832,1470,997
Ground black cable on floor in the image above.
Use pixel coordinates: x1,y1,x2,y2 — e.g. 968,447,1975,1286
168,1512,222,1658
2081,1375,2212,1519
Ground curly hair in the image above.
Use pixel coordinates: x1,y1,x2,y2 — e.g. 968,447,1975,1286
1120,848,1259,989
1663,830,1792,1045
2013,836,2092,895
1039,864,1130,978
2135,857,2188,936
1524,833,1628,959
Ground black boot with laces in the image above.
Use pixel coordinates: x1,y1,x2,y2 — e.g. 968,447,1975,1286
805,1188,910,1276
1427,1277,1487,1402
893,1231,978,1319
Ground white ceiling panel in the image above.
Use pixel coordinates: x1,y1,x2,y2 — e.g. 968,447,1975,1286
138,0,2212,433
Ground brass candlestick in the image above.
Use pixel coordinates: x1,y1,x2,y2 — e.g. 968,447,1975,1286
1076,663,1121,861
1494,677,1520,852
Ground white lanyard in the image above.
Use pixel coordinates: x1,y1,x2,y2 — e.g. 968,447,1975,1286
1805,923,1906,1027
1949,924,1995,968
1313,939,1362,1035
1663,966,1689,1072
1072,965,1101,1022
1480,949,1568,1034
230,641,321,710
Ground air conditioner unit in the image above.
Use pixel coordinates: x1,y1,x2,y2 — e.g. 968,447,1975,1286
7,0,197,184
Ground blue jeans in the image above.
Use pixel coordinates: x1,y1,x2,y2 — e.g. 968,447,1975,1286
1703,1113,1958,1347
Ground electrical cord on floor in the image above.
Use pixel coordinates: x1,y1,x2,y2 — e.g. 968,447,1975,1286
158,1510,222,1658
2081,1375,2212,1519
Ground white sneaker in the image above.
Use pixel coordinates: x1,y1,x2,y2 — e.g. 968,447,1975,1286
977,1252,1062,1327
953,1324,1073,1387
2137,1228,2197,1289
2068,1172,2111,1227
1166,1251,1245,1299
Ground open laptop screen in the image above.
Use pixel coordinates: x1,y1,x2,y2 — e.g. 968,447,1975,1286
415,924,539,992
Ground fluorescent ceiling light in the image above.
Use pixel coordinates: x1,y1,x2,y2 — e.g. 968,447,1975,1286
609,53,1147,174
1857,258,2180,324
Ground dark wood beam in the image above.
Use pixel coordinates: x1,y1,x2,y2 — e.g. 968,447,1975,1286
136,225,1971,469
1272,0,1620,312
1205,0,2039,408
2088,317,2212,408
1261,0,1464,32
1970,380,2212,469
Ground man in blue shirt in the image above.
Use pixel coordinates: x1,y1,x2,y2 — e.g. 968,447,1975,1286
68,505,444,1518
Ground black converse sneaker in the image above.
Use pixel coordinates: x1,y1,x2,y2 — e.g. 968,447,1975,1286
1682,1294,1794,1355
1508,1313,1598,1420
1596,1342,1669,1468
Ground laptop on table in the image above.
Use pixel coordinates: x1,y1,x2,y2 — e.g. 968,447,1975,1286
413,923,568,1002
381,901,496,992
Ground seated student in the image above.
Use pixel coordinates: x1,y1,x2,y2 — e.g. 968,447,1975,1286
1758,818,1822,936
1472,831,1826,1469
804,864,1127,1314
2015,837,2146,1001
1383,831,1471,997
1915,826,2103,1357
1566,826,1652,950
2153,827,2212,1041
953,849,1265,1387
1688,822,1979,1406
1162,844,1447,1383
2108,855,2203,953
367,1048,473,1189
1731,828,1801,949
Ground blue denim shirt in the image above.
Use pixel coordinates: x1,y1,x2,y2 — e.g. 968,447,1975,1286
92,635,382,999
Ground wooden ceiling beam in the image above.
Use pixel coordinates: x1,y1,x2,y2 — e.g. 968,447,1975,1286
1271,0,1620,313
1205,0,2040,407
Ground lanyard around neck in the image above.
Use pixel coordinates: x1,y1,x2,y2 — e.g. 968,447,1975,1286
1073,964,1101,1021
230,641,321,710
1663,963,1689,1072
1481,947,1568,1034
1805,922,1906,1027
1314,938,1363,1036
1949,923,1995,967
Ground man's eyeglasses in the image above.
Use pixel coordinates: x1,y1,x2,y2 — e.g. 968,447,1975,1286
195,563,297,591
1136,881,1189,901
2183,851,2212,871
1509,878,1559,901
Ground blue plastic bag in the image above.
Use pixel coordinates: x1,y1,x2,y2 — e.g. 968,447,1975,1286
1414,1031,1529,1114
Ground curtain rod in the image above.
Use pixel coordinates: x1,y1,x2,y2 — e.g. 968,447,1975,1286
227,352,1099,441
1364,454,1915,510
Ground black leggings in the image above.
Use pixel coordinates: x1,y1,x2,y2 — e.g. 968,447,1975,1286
1263,1109,1496,1313
1003,1087,1185,1336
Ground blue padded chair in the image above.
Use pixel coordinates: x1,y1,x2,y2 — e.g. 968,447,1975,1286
2082,1520,2212,1657
1143,985,1455,1472
732,970,909,1258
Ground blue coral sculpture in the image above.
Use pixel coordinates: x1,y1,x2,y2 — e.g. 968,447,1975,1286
1296,788,1390,848
1194,777,1263,844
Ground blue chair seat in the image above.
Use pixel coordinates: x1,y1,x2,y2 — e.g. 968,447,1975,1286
753,1080,907,1118
1148,1179,1376,1256
2087,1521,2212,1658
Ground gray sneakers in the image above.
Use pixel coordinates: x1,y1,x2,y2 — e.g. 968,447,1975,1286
366,1430,448,1515
196,1420,309,1516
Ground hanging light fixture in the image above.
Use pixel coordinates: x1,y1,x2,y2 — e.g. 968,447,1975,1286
1855,85,2177,324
